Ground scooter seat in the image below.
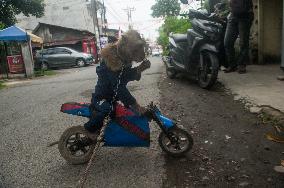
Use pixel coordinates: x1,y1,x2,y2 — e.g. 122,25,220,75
171,34,187,42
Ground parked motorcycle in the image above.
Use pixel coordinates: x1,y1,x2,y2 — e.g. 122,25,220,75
164,3,227,89
58,102,193,164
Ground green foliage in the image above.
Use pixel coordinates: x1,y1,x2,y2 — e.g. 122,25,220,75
0,0,45,27
0,80,6,90
0,22,4,30
204,0,210,11
151,0,181,18
34,70,56,77
157,17,191,55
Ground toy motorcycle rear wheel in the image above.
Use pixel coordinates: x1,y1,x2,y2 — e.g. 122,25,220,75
158,127,193,157
58,126,95,165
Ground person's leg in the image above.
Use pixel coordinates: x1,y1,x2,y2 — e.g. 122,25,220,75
224,15,239,73
84,99,112,133
237,18,253,74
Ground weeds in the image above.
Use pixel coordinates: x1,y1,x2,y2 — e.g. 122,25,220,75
34,70,56,77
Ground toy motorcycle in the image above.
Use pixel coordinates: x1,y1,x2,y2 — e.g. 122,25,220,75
58,102,193,165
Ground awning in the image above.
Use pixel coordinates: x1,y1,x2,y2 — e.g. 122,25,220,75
0,25,43,44
28,32,43,44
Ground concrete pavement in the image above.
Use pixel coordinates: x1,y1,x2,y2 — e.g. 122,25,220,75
219,64,284,113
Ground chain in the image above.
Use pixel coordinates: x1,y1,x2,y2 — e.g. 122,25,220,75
77,64,125,188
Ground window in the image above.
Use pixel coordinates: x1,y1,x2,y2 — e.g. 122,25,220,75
47,49,55,55
63,6,69,10
55,48,71,54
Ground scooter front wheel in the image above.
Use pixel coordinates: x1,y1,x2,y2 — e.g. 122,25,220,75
166,67,177,79
158,127,193,157
198,52,219,89
58,126,95,165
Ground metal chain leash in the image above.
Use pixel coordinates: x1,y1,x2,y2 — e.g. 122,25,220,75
77,64,125,188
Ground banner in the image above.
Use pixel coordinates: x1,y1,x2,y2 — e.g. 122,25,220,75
7,55,25,73
100,37,108,49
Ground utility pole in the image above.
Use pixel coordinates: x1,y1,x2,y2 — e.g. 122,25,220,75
100,0,107,35
103,0,107,35
91,0,102,50
123,7,135,30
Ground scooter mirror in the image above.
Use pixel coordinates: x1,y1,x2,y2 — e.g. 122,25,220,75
180,0,188,4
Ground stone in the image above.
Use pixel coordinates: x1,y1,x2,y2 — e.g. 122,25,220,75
202,176,209,181
239,182,249,187
241,174,249,179
249,106,262,114
277,76,284,81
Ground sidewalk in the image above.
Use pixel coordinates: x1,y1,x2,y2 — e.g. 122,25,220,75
219,64,284,113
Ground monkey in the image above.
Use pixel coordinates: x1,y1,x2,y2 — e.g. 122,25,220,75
84,30,151,139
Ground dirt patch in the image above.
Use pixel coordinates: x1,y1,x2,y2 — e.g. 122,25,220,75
159,74,284,187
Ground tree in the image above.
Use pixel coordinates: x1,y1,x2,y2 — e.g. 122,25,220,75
0,22,4,30
151,0,181,18
0,0,45,27
157,17,191,55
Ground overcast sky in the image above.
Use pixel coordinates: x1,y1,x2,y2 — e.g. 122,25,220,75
104,0,200,42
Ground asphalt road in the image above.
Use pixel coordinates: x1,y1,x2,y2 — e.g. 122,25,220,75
2,57,283,188
0,57,165,188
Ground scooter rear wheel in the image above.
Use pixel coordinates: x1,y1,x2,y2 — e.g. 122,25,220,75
58,126,95,165
158,127,193,157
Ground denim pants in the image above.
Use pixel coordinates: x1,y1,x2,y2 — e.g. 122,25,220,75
224,14,253,67
84,97,112,133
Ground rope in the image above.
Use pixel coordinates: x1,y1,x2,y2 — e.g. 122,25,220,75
77,64,125,188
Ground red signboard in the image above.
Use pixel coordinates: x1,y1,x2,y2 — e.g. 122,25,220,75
7,55,25,74
82,39,97,57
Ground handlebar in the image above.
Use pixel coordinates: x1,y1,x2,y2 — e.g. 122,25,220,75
180,10,226,24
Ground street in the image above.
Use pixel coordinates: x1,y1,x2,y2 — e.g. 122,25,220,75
0,57,284,188
0,57,163,188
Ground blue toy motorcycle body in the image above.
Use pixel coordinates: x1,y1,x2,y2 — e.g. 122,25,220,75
58,102,193,164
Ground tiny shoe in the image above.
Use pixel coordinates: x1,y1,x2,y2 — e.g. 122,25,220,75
224,66,237,73
86,131,98,142
238,65,247,74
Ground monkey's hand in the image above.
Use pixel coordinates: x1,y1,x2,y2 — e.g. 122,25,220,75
137,59,151,73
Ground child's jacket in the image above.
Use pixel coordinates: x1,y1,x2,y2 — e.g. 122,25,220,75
92,60,141,106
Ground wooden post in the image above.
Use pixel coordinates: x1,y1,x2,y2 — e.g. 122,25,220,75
3,42,9,78
258,0,264,64
21,40,34,78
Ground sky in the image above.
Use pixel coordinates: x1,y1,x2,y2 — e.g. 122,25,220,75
104,0,200,42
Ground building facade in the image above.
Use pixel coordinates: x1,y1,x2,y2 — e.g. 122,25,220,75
249,0,283,64
16,0,106,47
33,23,97,57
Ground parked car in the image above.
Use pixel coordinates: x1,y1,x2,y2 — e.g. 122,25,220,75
34,47,95,70
152,50,161,57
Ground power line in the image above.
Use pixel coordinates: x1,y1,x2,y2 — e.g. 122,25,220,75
104,1,125,22
107,9,124,24
123,6,135,29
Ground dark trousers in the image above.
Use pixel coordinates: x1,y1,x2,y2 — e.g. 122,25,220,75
84,97,112,133
224,14,253,68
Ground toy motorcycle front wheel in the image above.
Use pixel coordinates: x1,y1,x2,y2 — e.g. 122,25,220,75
158,127,193,157
58,126,95,165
